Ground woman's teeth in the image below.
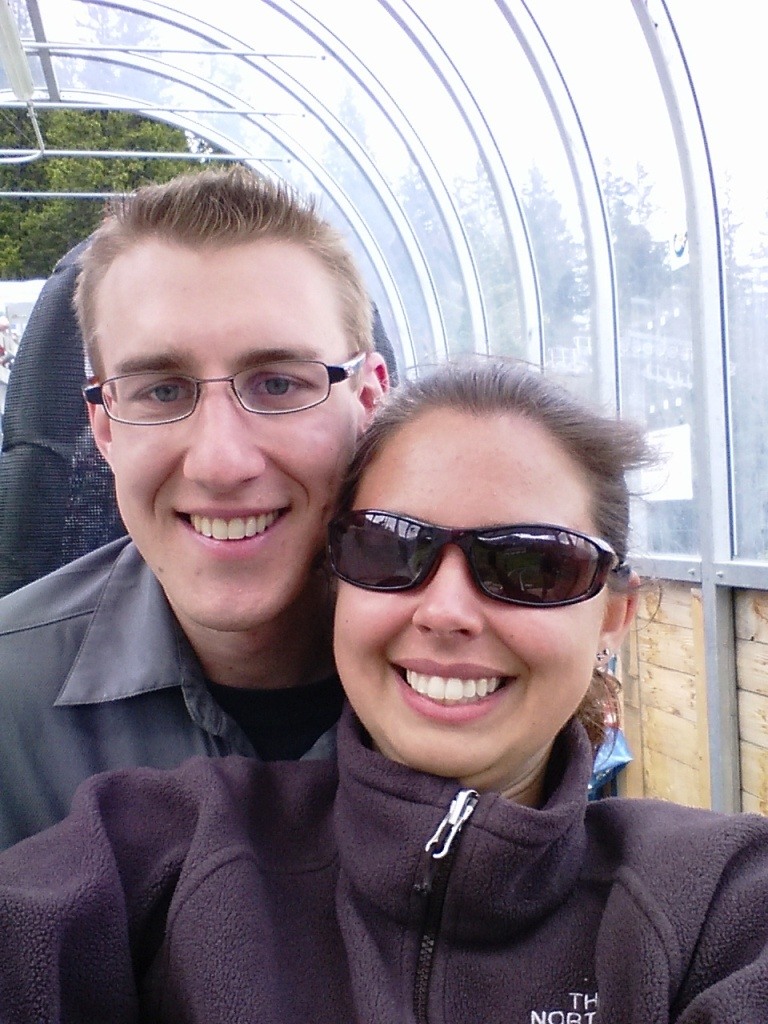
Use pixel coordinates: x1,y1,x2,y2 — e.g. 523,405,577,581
191,511,279,540
405,670,503,703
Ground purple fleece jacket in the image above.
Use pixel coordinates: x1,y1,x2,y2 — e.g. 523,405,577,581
2,706,768,1022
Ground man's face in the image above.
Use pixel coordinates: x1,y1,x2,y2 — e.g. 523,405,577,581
88,237,384,645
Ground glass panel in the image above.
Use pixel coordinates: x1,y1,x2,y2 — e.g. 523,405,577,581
670,1,768,561
415,3,562,368
292,1,480,363
531,0,696,557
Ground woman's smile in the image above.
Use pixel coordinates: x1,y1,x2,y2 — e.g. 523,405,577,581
333,406,632,804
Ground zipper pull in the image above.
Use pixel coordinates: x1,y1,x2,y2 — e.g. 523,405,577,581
424,788,479,860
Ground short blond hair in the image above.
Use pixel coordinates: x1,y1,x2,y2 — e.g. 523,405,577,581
75,166,373,376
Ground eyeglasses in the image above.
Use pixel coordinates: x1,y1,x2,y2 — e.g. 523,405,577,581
82,352,366,424
328,510,627,608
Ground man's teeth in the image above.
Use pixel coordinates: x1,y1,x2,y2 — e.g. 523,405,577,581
190,511,279,540
405,670,502,703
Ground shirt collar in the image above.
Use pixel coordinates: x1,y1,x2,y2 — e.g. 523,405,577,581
55,541,199,706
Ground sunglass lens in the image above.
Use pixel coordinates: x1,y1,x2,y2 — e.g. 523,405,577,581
330,513,430,589
473,530,600,604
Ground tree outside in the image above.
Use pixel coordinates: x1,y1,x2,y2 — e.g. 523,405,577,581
0,108,213,278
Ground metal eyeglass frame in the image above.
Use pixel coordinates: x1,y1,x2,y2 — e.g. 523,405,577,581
82,351,366,424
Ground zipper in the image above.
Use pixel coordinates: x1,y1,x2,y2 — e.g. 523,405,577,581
412,789,479,1023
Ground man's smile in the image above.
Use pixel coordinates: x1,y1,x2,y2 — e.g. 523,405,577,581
189,510,281,540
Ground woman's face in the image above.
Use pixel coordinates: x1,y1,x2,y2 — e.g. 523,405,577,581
333,408,636,805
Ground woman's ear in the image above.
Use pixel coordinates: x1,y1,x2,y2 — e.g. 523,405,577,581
599,569,640,653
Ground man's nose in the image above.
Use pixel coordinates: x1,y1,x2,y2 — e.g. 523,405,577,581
181,381,268,489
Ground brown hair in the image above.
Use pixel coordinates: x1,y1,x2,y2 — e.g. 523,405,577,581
337,356,656,748
74,165,373,376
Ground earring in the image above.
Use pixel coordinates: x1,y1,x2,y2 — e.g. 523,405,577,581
595,648,611,667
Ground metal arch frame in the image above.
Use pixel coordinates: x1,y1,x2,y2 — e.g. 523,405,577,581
329,0,486,356
54,2,435,360
87,0,477,361
14,6,431,365
632,0,739,812
25,0,58,101
496,0,620,409
14,0,558,368
259,0,486,359
6,0,443,368
34,40,428,368
32,49,419,365
383,0,541,363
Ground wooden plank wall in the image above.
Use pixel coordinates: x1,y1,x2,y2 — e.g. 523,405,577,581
735,591,768,813
619,582,768,812
619,580,711,807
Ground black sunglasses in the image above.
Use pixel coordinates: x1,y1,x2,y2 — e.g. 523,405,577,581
328,510,628,608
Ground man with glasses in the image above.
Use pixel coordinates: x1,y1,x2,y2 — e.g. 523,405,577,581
0,166,388,849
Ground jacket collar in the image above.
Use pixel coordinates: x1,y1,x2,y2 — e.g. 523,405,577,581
55,540,199,706
335,708,591,938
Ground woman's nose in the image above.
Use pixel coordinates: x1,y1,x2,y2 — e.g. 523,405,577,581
410,545,486,637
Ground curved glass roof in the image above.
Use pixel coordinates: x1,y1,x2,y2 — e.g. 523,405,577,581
0,0,765,570
0,3,698,366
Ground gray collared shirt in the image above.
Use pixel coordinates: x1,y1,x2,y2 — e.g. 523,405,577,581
0,537,335,849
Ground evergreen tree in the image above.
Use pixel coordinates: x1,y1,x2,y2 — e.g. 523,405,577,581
601,161,669,324
0,109,213,278
453,167,523,359
522,165,587,333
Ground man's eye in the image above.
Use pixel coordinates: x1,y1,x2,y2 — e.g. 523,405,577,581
149,381,187,403
261,376,295,396
240,369,316,400
249,372,311,393
127,378,191,404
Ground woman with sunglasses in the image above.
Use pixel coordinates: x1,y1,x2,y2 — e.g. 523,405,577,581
328,360,640,806
2,359,768,1023
325,358,768,1022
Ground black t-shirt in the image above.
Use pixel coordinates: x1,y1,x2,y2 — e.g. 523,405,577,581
206,675,344,761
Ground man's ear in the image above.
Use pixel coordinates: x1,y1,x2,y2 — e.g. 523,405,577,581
356,352,388,431
86,396,115,468
599,570,640,654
